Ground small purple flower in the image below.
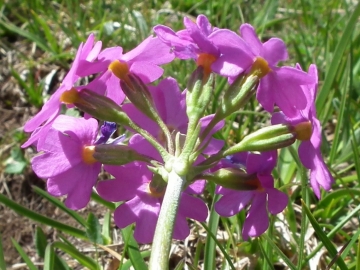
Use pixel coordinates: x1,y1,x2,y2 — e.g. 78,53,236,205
31,115,101,209
215,151,288,240
96,162,208,243
76,36,174,104
239,24,315,117
22,34,102,148
154,15,253,77
272,64,334,198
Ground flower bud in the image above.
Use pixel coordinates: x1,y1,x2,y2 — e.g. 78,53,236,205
186,66,214,120
224,124,296,155
202,168,260,191
119,73,158,122
60,88,131,125
148,174,167,198
93,144,151,165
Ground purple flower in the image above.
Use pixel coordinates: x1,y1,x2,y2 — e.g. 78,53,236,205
31,115,101,209
272,64,334,198
239,24,315,117
154,15,253,77
96,162,208,243
22,34,102,148
214,151,288,240
76,36,174,104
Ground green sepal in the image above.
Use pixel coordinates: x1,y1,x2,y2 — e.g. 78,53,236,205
201,168,260,191
224,124,296,155
93,144,151,165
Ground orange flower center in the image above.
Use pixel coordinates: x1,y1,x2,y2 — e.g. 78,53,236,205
82,145,97,164
249,57,271,78
60,88,79,104
108,60,131,85
196,53,217,77
294,121,312,141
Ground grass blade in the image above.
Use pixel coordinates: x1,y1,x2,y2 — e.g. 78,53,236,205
0,193,87,239
32,186,86,227
301,200,348,269
316,1,360,117
11,238,38,270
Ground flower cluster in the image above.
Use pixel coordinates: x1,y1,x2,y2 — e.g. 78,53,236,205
24,14,334,245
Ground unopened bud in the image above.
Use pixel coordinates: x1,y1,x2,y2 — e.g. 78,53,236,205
120,73,158,122
60,89,131,125
148,174,167,198
224,124,296,155
93,144,151,165
186,66,214,120
202,168,260,191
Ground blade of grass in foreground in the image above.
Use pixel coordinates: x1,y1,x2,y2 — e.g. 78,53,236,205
301,200,348,269
0,193,87,239
11,238,38,270
32,186,86,227
0,234,6,270
316,1,360,118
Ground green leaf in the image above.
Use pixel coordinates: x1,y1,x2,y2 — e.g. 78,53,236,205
52,241,99,269
43,244,55,270
261,234,296,270
0,234,7,270
11,238,38,270
4,146,27,174
102,211,112,245
301,200,348,269
0,193,87,239
35,227,47,258
121,226,148,270
86,212,103,245
316,1,360,117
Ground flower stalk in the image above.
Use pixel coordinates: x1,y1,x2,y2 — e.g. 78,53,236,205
149,169,186,270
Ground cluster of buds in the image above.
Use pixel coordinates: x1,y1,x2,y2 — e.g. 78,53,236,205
23,15,333,249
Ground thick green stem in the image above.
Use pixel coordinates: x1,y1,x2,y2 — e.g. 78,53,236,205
149,170,186,270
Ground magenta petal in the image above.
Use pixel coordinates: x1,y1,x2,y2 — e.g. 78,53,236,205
239,24,262,56
104,73,125,104
98,46,123,61
267,188,288,214
123,36,174,65
242,193,268,240
97,164,149,202
310,157,334,199
64,163,101,209
179,193,208,221
52,115,98,145
215,190,253,217
86,41,102,61
130,62,164,83
23,89,63,132
151,78,188,130
113,200,138,228
173,214,190,240
257,72,276,113
262,38,288,65
298,140,316,169
134,208,159,244
196,15,212,36
202,138,224,155
46,168,80,196
32,136,81,178
129,134,162,161
185,180,205,194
